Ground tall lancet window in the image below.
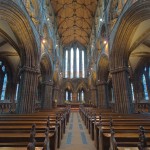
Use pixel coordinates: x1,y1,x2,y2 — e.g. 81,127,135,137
82,50,85,78
1,65,7,100
15,84,19,101
70,48,74,78
81,90,84,101
142,74,149,100
131,83,135,101
65,50,68,78
63,45,86,78
76,48,79,78
65,90,68,101
149,67,150,80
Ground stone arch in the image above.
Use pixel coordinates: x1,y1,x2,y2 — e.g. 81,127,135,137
42,24,53,54
100,23,107,39
97,54,109,82
63,82,74,102
76,82,88,92
96,38,101,52
132,58,150,105
24,0,41,28
64,82,74,92
38,53,53,110
0,0,39,67
0,0,40,113
108,0,127,31
110,1,150,70
99,23,107,51
109,1,150,113
76,82,88,103
40,53,53,81
97,54,109,108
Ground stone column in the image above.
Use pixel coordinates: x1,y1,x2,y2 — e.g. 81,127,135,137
58,89,64,104
90,87,97,106
97,81,109,108
16,66,39,114
53,86,60,105
41,80,53,109
111,67,133,114
132,77,139,112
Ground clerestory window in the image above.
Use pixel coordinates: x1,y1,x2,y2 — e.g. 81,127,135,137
64,47,86,78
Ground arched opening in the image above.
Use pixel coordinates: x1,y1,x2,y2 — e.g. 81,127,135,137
63,42,86,78
97,54,109,108
23,0,40,29
42,24,53,54
0,0,39,113
38,53,53,109
110,1,150,113
77,88,85,103
65,88,73,102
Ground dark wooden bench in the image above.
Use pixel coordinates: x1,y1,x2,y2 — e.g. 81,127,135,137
79,106,150,150
0,107,70,149
0,124,51,150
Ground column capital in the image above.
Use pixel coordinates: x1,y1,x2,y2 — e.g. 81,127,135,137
41,80,53,86
96,80,107,86
90,87,96,90
110,66,129,74
53,87,59,90
20,66,40,74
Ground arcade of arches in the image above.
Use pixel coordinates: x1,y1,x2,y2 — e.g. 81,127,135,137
0,0,150,114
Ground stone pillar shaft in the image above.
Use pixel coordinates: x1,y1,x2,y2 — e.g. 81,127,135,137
111,68,133,114
41,81,53,109
90,87,97,106
53,87,60,104
97,81,108,108
17,67,39,114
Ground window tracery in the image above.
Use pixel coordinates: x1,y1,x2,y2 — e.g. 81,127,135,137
64,45,86,79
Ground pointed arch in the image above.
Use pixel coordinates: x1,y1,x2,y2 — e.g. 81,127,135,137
0,0,39,68
64,81,74,92
40,53,53,81
76,82,88,92
42,24,54,54
97,54,109,82
110,1,150,70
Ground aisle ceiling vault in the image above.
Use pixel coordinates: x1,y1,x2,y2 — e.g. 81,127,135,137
50,0,97,47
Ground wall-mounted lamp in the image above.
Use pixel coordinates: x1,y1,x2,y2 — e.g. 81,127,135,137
103,40,107,45
42,39,46,44
99,18,103,22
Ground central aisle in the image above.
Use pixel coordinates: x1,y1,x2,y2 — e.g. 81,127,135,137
60,112,96,150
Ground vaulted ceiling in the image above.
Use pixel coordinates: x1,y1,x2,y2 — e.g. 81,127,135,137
50,0,97,47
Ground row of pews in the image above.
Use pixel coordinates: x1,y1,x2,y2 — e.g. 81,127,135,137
0,106,70,150
79,105,150,150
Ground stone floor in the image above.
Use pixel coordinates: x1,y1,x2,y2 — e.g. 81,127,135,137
59,111,96,150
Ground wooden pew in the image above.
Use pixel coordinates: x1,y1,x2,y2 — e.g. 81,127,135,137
0,107,70,149
0,124,50,150
109,126,150,150
0,117,58,149
79,106,150,150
